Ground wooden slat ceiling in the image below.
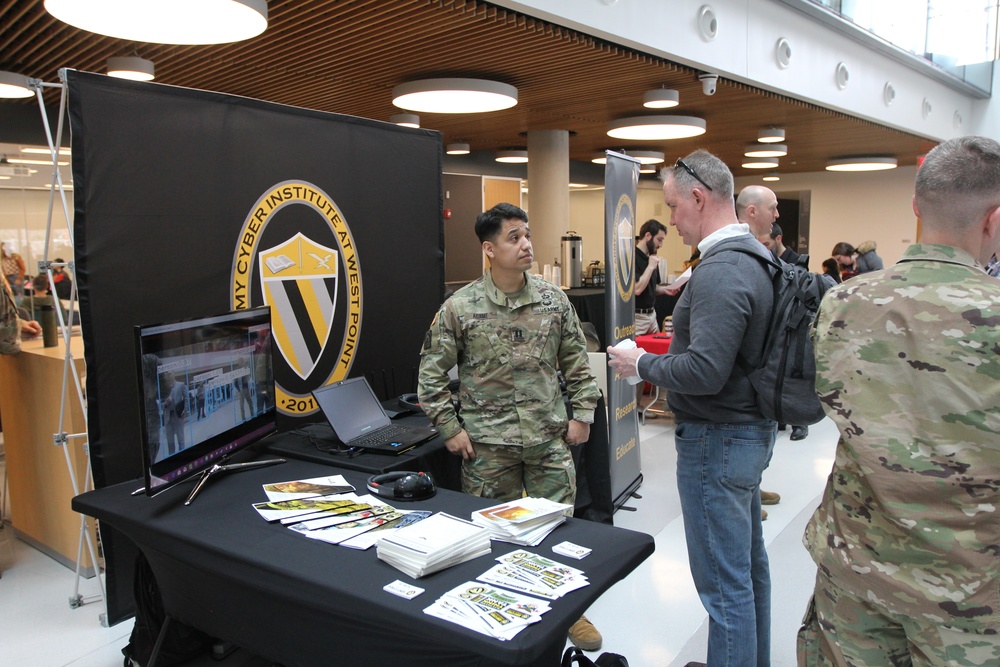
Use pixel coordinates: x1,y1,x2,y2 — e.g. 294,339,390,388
0,0,938,175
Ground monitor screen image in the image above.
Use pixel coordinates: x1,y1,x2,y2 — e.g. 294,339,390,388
134,306,276,497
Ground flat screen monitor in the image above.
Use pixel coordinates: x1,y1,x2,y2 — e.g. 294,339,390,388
134,306,276,497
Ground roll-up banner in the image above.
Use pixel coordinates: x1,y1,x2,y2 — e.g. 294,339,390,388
67,70,443,623
603,152,642,509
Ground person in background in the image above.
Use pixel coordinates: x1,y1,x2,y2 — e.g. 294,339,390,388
736,184,780,239
2,241,27,296
853,240,883,273
51,258,73,300
634,218,669,335
757,221,799,264
609,151,777,667
831,242,858,280
2,273,41,355
820,258,841,285
799,135,1000,665
417,202,603,652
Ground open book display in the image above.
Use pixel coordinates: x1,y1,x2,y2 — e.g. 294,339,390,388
423,582,552,641
471,497,572,546
376,512,492,578
252,475,431,549
423,550,590,640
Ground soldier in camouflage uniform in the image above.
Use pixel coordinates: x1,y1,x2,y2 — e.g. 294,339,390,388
799,136,1000,666
418,202,603,651
417,202,599,503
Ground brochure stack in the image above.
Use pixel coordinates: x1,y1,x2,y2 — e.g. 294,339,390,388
471,497,572,546
376,512,491,578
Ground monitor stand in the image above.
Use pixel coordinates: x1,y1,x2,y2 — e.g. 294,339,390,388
184,457,286,506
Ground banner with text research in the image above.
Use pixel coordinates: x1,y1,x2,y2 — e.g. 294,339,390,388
604,152,642,509
67,70,443,623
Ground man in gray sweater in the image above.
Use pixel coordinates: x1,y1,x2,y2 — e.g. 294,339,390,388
609,149,777,667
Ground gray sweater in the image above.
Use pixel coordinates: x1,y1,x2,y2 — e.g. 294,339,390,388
637,234,773,423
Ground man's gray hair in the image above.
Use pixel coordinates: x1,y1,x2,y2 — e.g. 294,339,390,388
661,149,734,201
916,136,1000,230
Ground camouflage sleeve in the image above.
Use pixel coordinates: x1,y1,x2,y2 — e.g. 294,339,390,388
417,302,463,440
557,298,599,423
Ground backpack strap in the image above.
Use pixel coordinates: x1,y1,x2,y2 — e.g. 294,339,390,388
721,246,781,376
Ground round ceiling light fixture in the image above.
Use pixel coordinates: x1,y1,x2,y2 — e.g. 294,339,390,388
107,56,155,81
495,150,529,164
446,143,470,155
742,157,780,169
642,88,679,109
392,78,518,113
762,173,780,182
744,144,787,158
591,153,609,165
44,0,268,45
826,157,898,172
0,70,35,98
757,127,785,143
389,113,420,128
607,115,706,141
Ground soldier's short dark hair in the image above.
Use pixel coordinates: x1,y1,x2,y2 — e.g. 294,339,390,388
639,219,667,239
916,136,1000,231
769,222,783,240
475,203,528,243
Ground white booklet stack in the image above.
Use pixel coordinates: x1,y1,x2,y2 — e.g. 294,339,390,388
423,581,551,641
376,512,491,578
470,497,572,546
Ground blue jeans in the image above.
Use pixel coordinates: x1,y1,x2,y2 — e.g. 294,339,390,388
675,420,777,667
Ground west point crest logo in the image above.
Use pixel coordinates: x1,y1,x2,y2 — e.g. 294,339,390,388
231,181,362,416
613,193,636,301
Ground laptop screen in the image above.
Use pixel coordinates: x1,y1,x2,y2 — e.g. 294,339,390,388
312,377,390,442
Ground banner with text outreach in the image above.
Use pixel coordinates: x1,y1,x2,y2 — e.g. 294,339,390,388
604,152,643,509
67,70,443,623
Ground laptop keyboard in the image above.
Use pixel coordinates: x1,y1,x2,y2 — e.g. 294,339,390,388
349,423,412,448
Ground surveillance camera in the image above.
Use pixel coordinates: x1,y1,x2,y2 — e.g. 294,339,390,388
699,73,719,96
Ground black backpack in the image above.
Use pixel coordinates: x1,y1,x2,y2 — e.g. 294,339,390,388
730,249,830,426
562,646,629,667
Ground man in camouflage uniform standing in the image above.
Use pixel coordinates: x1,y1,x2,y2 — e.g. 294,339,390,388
418,202,602,650
799,135,1000,665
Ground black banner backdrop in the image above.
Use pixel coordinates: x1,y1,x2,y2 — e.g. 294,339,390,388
67,71,443,623
603,152,643,509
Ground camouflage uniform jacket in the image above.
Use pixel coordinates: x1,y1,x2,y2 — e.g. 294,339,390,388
804,243,1000,632
417,271,599,446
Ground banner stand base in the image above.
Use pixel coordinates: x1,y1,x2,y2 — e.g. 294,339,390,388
612,473,643,514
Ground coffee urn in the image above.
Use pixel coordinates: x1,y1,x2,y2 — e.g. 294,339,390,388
561,232,583,288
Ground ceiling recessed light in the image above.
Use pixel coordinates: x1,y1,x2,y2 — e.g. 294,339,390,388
495,150,528,164
624,150,666,164
446,143,470,155
44,0,268,44
107,56,155,81
0,70,35,98
389,113,420,128
642,88,679,109
742,157,780,169
21,146,71,155
826,157,898,172
607,115,706,140
6,157,70,166
757,128,785,143
392,78,517,113
744,144,787,158
762,173,780,182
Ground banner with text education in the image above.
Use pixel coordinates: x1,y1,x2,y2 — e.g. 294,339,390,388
603,152,642,509
67,70,443,623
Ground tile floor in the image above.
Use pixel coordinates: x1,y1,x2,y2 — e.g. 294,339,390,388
0,415,839,666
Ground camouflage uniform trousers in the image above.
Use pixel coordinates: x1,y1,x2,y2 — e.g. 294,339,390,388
798,570,1000,666
461,438,576,505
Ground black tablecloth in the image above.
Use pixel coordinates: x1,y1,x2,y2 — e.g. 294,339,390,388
73,460,653,667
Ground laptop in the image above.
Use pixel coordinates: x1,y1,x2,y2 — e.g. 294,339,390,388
311,377,438,454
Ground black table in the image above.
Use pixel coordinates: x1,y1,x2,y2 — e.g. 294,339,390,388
565,288,606,349
73,460,653,667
